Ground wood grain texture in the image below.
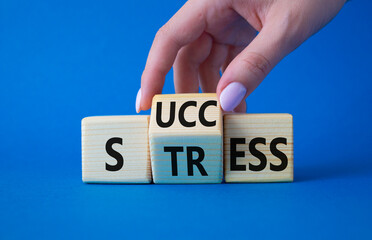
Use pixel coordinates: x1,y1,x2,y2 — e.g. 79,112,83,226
82,115,152,183
224,114,293,182
149,94,223,184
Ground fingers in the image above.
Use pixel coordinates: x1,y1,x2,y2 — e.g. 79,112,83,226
217,25,290,112
173,33,213,93
198,43,228,93
138,0,208,111
221,23,256,73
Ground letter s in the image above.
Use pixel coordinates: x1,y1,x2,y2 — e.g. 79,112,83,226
105,137,124,171
270,137,288,171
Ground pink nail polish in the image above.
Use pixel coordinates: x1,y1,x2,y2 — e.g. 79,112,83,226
220,82,247,112
136,88,141,113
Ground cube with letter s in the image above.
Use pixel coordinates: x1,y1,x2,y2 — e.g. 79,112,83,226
82,115,151,183
224,114,293,182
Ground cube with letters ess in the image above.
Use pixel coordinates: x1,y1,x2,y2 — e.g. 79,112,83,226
82,115,152,183
224,114,293,182
149,94,223,184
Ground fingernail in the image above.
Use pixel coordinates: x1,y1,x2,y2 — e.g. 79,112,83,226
136,88,142,113
220,82,247,112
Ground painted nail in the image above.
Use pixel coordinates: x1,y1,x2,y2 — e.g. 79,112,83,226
220,82,247,112
136,88,142,113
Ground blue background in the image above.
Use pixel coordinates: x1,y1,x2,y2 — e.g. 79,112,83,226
1,0,371,239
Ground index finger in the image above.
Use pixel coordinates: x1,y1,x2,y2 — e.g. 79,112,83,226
139,0,207,111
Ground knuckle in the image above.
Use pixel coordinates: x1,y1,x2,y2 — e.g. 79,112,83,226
155,24,181,48
155,25,168,40
240,52,271,77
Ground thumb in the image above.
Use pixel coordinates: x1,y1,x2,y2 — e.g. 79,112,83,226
217,26,293,112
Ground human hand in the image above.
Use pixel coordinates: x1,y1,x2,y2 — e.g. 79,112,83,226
136,0,346,113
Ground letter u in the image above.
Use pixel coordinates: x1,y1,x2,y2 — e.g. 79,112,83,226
156,101,176,128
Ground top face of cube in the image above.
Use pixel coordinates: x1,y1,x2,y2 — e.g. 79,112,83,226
149,94,222,136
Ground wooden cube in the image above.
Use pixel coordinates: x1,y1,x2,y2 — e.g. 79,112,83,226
224,114,293,182
82,115,152,183
149,94,223,184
